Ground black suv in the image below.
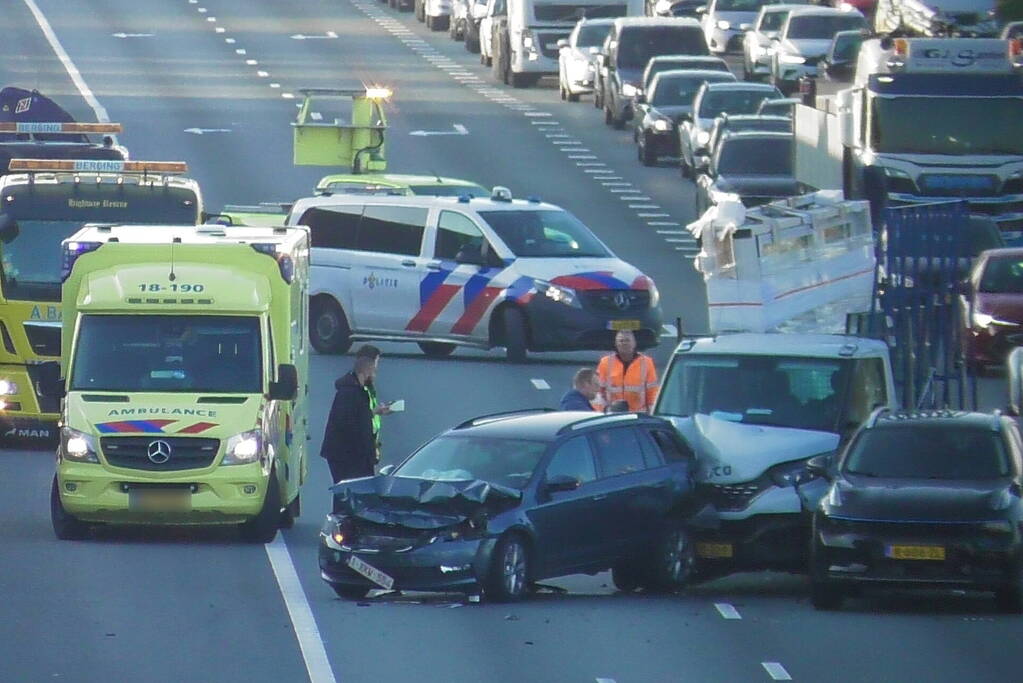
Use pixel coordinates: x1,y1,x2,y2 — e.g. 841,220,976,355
808,410,1023,612
319,409,698,601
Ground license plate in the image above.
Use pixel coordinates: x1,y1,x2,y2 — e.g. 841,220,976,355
128,488,191,512
347,555,395,590
885,544,945,561
608,319,640,331
696,542,734,559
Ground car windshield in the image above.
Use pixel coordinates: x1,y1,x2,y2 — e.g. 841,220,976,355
652,73,734,106
577,23,612,48
717,137,792,175
617,27,709,67
786,15,866,39
979,257,1023,293
658,354,852,432
409,184,489,197
698,88,779,118
395,435,548,489
534,3,626,21
831,33,863,62
844,425,1011,479
70,315,263,393
717,118,792,139
477,209,611,257
716,0,777,11
646,60,730,87
872,96,1023,155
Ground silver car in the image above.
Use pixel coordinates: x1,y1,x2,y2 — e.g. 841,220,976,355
558,18,616,101
768,7,867,93
741,3,809,81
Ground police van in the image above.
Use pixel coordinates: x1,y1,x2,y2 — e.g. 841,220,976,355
46,223,309,542
286,189,663,361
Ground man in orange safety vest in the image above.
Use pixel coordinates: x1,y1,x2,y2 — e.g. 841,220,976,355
595,329,659,413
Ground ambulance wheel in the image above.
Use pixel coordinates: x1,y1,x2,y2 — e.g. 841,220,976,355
51,476,88,541
311,298,352,355
502,307,528,363
280,493,300,529
239,472,281,544
418,342,456,358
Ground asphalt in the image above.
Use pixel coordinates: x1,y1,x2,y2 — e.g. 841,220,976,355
2,1,1021,681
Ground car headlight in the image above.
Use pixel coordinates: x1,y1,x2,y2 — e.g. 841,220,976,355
826,484,843,508
973,311,1015,329
882,166,911,179
537,280,580,308
223,429,263,466
716,20,731,30
61,427,99,463
696,130,711,147
653,118,672,132
768,458,810,487
521,30,536,51
0,379,18,395
655,0,672,12
321,514,355,549
779,53,806,64
622,82,639,97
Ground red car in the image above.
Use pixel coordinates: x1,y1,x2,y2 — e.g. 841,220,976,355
961,248,1023,372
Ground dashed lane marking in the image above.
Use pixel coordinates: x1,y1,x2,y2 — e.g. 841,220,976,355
638,212,670,217
714,603,742,619
762,662,793,681
531,379,551,390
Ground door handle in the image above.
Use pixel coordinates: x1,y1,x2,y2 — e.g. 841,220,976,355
590,494,608,501
426,261,443,271
401,260,416,268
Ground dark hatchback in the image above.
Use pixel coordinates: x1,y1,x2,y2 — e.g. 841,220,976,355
319,410,698,601
694,130,798,214
809,410,1023,612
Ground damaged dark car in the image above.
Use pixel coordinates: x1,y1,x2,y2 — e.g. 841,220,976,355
319,410,698,602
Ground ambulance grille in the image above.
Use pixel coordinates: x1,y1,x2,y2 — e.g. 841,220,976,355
101,436,220,471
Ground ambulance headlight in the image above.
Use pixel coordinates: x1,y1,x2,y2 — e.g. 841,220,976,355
223,429,263,465
537,280,580,308
0,379,18,395
62,427,98,463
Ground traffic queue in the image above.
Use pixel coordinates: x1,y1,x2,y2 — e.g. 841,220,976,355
3,6,1023,617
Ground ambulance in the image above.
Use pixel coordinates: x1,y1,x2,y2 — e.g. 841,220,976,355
46,223,309,542
0,158,202,442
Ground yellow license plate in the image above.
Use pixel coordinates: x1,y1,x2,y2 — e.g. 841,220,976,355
608,319,640,331
696,542,734,559
886,544,945,561
128,488,192,512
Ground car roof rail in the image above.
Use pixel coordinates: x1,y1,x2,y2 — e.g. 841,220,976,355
556,412,642,435
454,408,558,430
865,406,891,428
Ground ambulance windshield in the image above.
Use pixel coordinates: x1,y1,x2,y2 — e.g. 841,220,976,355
71,315,263,393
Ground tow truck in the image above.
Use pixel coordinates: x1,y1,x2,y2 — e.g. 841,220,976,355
0,159,203,442
793,37,1023,237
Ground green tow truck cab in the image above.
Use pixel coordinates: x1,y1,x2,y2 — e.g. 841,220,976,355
46,223,310,543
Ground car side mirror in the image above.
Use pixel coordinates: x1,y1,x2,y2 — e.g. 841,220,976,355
268,363,298,401
545,474,581,494
805,454,833,480
557,38,569,49
0,214,20,244
36,361,66,399
379,464,396,476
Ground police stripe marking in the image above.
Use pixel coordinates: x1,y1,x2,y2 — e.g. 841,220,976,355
451,285,502,335
407,283,460,333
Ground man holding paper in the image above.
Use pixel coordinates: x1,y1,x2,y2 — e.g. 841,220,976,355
354,345,404,466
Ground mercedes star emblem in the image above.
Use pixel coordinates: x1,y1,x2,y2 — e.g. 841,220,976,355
613,291,630,309
147,440,172,465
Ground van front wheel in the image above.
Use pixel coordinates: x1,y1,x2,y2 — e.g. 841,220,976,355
51,476,88,541
310,298,352,355
239,472,281,544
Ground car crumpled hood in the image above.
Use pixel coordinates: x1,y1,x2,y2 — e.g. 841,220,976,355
781,38,832,59
975,293,1023,324
670,414,837,483
330,475,522,529
833,477,1011,522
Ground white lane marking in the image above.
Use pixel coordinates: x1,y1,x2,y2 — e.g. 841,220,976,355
545,133,571,138
236,48,247,54
408,124,468,136
282,92,296,99
559,148,589,153
638,212,670,217
552,140,583,145
530,379,550,390
215,27,226,33
21,0,116,134
596,679,617,683
661,324,678,337
762,662,792,681
207,16,217,22
225,37,236,43
257,70,269,77
198,7,207,13
656,230,687,235
601,182,632,186
570,155,598,160
270,83,282,88
577,162,605,167
531,121,559,125
620,196,651,201
246,59,259,65
648,221,680,226
629,204,660,209
111,32,154,38
523,111,553,117
265,537,338,683
714,602,742,619
584,169,615,174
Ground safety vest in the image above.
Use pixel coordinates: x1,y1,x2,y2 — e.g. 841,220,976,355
364,382,381,443
595,352,659,413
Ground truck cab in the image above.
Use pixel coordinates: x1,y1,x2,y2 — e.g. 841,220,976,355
49,223,309,543
655,333,896,575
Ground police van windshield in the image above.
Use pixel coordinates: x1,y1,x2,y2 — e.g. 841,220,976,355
71,315,263,393
477,209,611,257
395,435,547,490
658,354,854,433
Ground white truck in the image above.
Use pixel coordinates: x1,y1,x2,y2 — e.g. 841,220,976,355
794,37,1023,238
490,0,642,87
874,0,1001,38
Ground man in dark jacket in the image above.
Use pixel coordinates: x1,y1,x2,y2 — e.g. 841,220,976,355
321,353,379,483
559,367,598,411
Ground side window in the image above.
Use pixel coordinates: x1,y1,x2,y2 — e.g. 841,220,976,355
546,436,597,485
436,211,486,260
592,427,646,478
847,358,887,427
357,205,427,256
762,12,781,32
649,429,694,463
299,206,361,250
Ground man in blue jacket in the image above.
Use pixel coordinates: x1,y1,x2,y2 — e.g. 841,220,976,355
559,368,598,411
